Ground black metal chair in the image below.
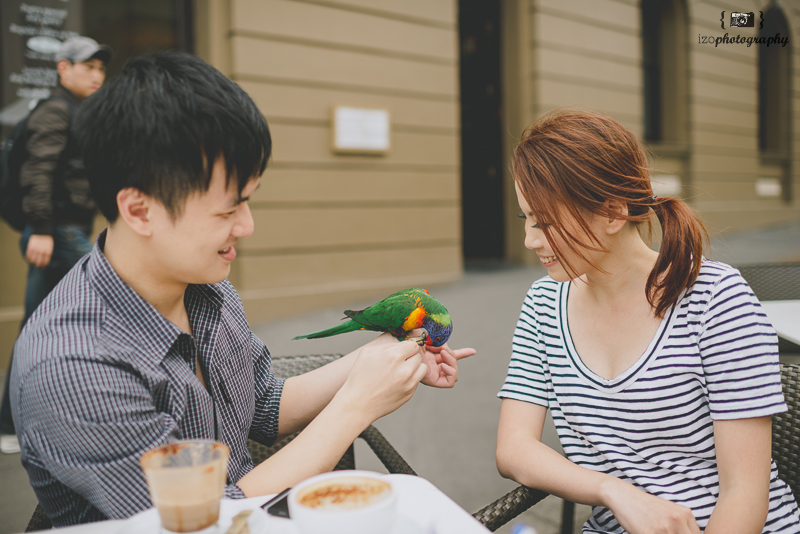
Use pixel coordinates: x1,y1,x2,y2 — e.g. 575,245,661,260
774,362,800,504
26,506,50,532
471,364,800,532
737,262,800,355
471,485,549,532
26,353,416,531
737,262,800,301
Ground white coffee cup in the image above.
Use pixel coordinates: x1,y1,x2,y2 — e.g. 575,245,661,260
288,470,397,534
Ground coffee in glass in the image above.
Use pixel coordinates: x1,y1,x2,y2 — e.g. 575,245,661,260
140,440,230,533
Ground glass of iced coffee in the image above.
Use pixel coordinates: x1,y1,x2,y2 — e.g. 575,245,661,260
140,440,230,533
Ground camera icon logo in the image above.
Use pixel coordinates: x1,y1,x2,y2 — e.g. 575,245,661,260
730,12,754,27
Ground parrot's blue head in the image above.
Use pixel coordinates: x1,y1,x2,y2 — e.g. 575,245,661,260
422,316,453,347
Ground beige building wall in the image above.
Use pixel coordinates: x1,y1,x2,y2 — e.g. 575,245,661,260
3,0,798,366
501,0,800,265
502,0,644,264
689,0,799,231
196,0,463,323
0,0,462,367
0,225,26,369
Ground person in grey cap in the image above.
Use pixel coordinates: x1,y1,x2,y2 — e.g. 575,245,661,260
0,36,111,455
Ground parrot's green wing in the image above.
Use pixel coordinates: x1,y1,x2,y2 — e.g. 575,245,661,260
294,288,445,342
344,289,429,331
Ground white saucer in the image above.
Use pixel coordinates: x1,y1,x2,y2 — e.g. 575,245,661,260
117,501,269,534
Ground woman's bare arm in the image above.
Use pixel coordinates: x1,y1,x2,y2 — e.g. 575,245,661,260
497,399,700,534
703,417,772,534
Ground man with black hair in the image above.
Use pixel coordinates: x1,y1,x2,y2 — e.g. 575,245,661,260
9,51,474,527
0,36,110,455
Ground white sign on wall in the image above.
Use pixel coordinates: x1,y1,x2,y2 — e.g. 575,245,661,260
650,174,682,197
332,106,390,155
755,177,782,197
1,1,79,127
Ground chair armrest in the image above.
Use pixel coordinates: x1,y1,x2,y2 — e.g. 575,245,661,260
270,353,343,377
252,354,418,476
248,425,416,476
358,425,417,476
471,485,549,532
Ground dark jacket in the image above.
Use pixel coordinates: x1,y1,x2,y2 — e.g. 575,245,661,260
20,84,95,235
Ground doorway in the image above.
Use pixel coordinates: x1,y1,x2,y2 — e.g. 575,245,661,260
458,0,504,260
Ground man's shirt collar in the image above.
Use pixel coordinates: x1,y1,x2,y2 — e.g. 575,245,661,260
84,229,225,362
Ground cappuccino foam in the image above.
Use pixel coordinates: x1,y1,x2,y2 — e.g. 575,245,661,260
297,476,391,510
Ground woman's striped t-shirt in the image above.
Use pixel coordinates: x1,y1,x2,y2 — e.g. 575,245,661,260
498,260,800,532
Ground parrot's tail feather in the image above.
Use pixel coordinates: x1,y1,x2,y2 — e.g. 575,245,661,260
292,320,364,340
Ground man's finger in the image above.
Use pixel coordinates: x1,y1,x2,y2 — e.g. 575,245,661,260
32,254,47,268
387,339,418,359
401,351,422,368
413,361,428,382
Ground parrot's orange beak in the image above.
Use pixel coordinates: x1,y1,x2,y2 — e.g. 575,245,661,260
424,337,433,346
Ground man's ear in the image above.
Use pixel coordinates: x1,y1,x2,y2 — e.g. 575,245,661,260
603,200,629,235
56,59,72,77
116,188,153,237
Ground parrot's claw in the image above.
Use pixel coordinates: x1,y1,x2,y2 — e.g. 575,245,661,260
409,332,428,346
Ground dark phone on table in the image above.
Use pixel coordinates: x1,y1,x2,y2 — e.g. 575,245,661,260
261,487,291,518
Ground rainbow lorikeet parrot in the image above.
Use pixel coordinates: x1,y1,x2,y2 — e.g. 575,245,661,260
293,288,453,347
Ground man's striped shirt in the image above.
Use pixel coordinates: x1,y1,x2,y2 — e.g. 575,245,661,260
498,260,799,532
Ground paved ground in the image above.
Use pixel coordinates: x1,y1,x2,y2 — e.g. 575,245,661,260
1,219,798,534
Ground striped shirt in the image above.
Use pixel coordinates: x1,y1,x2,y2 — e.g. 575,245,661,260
498,260,800,532
10,230,284,527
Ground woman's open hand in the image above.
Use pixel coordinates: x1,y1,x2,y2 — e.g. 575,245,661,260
418,343,475,388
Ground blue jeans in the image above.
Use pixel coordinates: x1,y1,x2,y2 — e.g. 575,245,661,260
0,224,92,434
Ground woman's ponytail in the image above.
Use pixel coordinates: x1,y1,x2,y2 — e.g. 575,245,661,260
647,197,709,318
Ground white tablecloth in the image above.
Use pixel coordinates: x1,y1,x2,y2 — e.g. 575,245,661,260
23,474,490,534
761,300,800,346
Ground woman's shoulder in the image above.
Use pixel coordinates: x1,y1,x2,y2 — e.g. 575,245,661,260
686,258,753,306
695,258,748,288
521,275,564,310
528,274,563,294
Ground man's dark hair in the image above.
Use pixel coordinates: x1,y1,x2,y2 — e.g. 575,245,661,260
73,50,271,222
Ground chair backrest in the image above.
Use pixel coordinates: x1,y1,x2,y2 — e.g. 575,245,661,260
737,263,800,354
774,363,800,504
737,262,800,301
249,353,355,469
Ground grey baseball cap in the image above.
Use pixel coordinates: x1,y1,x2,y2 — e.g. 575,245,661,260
55,36,111,64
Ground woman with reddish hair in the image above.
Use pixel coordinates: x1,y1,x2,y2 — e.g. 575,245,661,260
496,110,799,533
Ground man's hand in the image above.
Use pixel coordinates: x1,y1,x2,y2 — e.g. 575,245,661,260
419,343,475,388
337,339,428,424
26,234,54,268
361,331,476,388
